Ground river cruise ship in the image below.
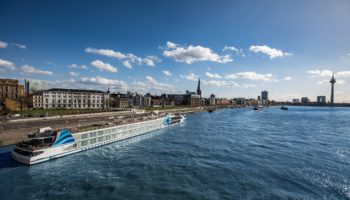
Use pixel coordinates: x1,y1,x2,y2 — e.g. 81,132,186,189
12,114,185,165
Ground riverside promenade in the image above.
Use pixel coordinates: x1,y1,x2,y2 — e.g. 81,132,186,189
0,107,206,146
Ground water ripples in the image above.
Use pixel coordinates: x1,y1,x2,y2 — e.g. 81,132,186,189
1,106,350,199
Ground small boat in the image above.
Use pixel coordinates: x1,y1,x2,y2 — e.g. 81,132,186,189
253,107,259,111
207,107,215,113
281,106,288,110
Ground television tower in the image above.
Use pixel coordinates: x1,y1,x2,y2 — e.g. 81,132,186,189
330,73,336,104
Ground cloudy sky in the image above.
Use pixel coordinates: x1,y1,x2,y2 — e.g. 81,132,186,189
1,0,350,102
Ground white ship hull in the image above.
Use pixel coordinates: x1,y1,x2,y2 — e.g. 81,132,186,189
12,115,185,165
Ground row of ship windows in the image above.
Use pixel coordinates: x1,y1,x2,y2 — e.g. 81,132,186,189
80,123,162,140
80,124,162,147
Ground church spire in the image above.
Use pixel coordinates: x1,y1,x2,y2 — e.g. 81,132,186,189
197,78,201,98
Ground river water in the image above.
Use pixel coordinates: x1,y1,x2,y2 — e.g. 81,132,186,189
1,106,350,199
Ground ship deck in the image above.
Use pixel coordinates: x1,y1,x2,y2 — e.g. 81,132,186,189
68,113,168,134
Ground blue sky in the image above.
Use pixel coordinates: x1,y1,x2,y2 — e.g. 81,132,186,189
1,0,350,102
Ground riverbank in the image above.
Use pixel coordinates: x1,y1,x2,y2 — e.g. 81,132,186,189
0,106,222,147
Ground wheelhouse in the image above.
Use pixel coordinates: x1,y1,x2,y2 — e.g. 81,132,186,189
14,127,58,157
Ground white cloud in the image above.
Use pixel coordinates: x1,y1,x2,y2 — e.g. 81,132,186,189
225,71,273,81
69,72,80,76
143,56,161,67
11,43,26,49
242,84,256,88
91,60,118,73
68,64,87,70
122,60,133,69
223,45,238,52
337,80,346,84
21,65,53,75
145,76,174,91
163,41,233,64
80,76,128,90
166,41,178,49
202,80,239,87
85,47,160,68
0,58,16,70
224,74,237,79
0,41,8,48
49,79,78,89
131,76,175,93
85,47,127,59
202,80,256,88
180,72,199,81
307,69,333,77
308,70,350,78
249,45,291,59
0,41,26,49
337,71,350,78
162,70,172,76
283,76,293,81
223,45,245,57
205,72,222,78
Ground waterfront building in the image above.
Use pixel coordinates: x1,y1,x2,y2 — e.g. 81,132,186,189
160,80,203,107
261,90,268,101
151,98,162,107
34,88,109,109
234,98,246,105
132,94,142,107
0,79,25,101
203,98,210,106
131,94,153,108
33,92,43,109
4,98,22,111
190,94,201,107
210,94,215,106
301,97,309,104
317,96,326,104
215,98,231,106
292,99,300,103
142,96,151,107
165,94,187,106
162,99,175,107
109,93,130,108
330,73,336,104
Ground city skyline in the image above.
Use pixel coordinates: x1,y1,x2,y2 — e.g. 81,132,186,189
1,1,350,102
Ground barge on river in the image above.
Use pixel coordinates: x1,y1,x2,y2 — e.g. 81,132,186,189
12,114,185,165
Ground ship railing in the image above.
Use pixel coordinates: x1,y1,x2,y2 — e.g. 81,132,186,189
16,141,52,151
71,114,163,133
28,129,56,138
